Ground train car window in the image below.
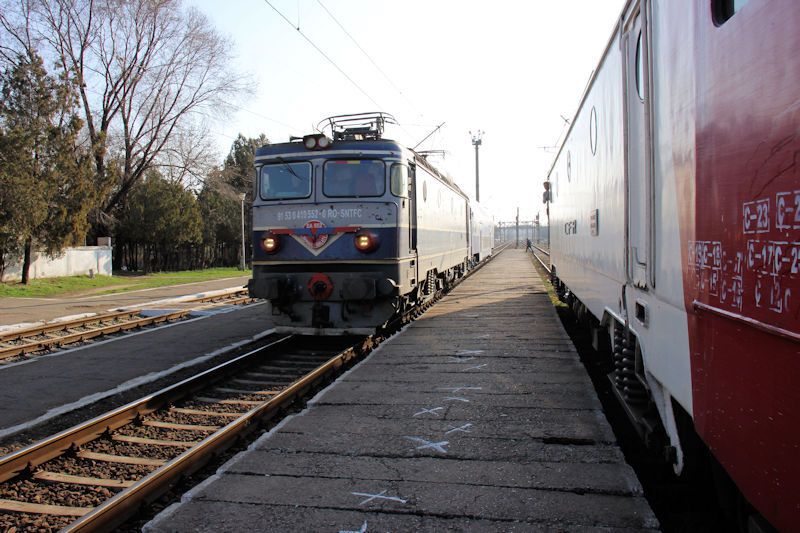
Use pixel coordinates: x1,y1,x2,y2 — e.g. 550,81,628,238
635,31,644,101
390,164,409,198
259,161,312,200
713,0,748,25
323,160,386,198
567,151,572,182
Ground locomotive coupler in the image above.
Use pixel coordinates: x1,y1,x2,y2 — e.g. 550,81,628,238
311,302,332,328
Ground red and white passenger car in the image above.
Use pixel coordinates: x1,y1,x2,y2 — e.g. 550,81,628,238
546,0,799,529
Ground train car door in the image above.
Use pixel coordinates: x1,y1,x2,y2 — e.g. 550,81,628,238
409,162,419,284
623,4,653,289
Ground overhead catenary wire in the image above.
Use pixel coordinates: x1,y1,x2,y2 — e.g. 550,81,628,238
261,0,384,112
413,122,446,150
314,0,422,117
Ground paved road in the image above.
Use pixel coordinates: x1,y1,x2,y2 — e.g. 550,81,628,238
0,275,251,327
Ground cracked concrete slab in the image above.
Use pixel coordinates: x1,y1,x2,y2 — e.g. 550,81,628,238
227,451,642,494
251,404,616,442
315,384,602,409
255,430,626,463
145,501,659,533
146,250,657,531
183,474,657,529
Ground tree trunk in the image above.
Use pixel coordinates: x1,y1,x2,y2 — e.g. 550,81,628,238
21,238,33,284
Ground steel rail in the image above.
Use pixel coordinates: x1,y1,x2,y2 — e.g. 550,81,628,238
65,338,365,532
0,290,249,343
0,334,293,485
0,309,144,343
530,248,552,275
0,310,191,360
0,290,253,360
531,243,550,256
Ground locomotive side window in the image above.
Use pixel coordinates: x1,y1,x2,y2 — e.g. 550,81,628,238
259,161,312,200
713,0,749,25
323,160,385,198
635,31,644,101
390,164,409,198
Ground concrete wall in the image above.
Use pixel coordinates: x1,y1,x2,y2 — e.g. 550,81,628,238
2,245,113,282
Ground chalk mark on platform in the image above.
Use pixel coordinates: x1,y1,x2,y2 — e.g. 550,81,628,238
352,490,407,506
443,396,470,403
456,349,484,355
404,436,450,453
447,356,476,362
445,423,474,435
461,363,488,371
413,406,444,417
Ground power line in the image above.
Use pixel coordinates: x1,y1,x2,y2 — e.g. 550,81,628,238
261,0,384,112
315,0,418,112
314,0,431,144
226,102,304,133
413,122,445,150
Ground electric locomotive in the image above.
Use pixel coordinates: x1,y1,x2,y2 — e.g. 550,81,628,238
248,113,473,335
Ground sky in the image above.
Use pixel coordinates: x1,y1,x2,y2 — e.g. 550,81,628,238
187,0,626,225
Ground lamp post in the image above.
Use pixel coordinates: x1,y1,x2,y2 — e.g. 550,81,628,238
239,193,247,271
470,130,483,202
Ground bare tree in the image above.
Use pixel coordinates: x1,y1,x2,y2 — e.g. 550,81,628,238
3,0,250,230
158,121,219,188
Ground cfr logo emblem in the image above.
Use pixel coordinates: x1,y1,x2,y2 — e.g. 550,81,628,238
564,220,577,235
302,220,328,249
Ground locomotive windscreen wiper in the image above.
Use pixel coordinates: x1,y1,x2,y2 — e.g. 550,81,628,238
274,157,304,181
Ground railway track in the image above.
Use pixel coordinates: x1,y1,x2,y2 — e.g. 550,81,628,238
0,248,509,531
529,244,551,274
0,333,368,532
0,290,256,361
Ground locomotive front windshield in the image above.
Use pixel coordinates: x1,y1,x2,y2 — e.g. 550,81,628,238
323,160,385,198
260,161,312,200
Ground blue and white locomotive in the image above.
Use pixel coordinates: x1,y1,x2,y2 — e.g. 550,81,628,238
247,113,493,334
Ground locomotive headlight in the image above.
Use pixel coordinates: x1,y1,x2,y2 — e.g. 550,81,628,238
302,134,332,151
354,230,379,253
261,233,280,253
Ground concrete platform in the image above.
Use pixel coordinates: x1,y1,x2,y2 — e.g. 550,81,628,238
0,302,273,439
146,250,658,532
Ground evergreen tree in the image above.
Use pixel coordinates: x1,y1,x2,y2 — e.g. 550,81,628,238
117,172,202,272
223,133,269,193
197,177,240,266
218,134,269,266
0,53,94,283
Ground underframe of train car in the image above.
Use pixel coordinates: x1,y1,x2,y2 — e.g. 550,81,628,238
549,267,773,532
550,267,669,452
